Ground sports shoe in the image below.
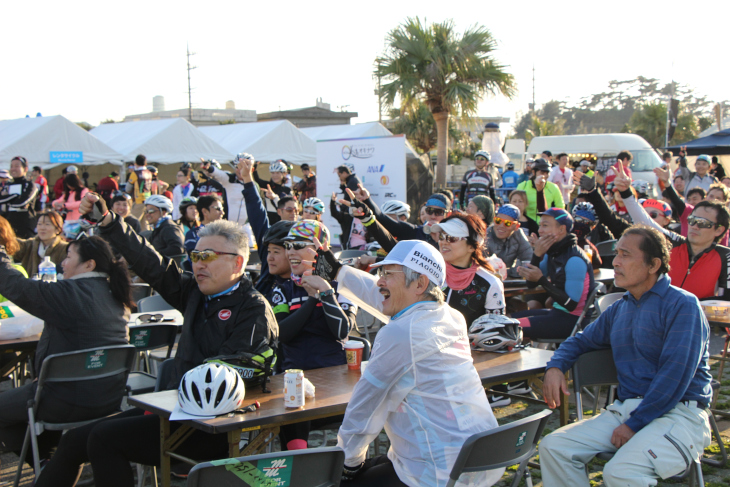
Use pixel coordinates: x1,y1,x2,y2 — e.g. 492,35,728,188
488,394,511,408
493,381,532,396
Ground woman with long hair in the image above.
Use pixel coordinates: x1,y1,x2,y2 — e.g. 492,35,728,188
14,210,68,276
52,173,89,221
0,216,28,301
0,234,131,468
176,196,199,234
432,212,505,326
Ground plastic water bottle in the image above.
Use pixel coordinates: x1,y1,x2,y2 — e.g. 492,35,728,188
38,256,57,283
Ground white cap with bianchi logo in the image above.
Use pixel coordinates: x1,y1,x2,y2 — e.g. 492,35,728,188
370,240,445,287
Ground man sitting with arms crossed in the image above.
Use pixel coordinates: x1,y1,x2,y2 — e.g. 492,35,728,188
539,224,712,486
34,192,278,487
307,240,503,486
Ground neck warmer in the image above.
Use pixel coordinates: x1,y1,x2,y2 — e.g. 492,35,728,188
445,262,480,291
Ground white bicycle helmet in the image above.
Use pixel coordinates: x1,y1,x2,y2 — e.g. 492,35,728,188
178,363,246,416
381,200,411,219
144,195,173,214
631,179,650,196
303,197,325,214
468,314,523,352
235,153,254,163
269,161,287,173
475,150,491,161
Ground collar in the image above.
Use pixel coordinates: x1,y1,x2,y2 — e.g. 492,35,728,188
206,281,241,301
392,300,428,319
154,215,171,229
547,234,578,256
68,271,109,280
625,274,670,303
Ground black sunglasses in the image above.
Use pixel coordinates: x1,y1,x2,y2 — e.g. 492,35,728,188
424,207,445,216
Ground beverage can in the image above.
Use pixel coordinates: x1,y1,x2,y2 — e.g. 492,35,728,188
284,369,305,408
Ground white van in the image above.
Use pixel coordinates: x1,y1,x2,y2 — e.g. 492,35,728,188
527,134,664,195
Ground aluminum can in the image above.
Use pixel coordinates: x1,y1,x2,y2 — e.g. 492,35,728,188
284,369,305,408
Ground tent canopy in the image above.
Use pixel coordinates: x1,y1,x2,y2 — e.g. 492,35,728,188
199,120,316,165
90,118,233,164
301,122,423,159
666,128,730,156
0,115,124,169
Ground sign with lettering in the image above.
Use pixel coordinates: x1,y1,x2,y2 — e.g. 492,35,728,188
50,151,83,163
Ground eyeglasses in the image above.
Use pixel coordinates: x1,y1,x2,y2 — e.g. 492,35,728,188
209,206,224,212
282,207,297,213
494,217,516,227
303,208,321,215
283,241,314,250
145,208,160,214
376,268,404,279
648,212,662,219
424,207,445,216
687,215,718,229
136,313,175,324
190,249,241,263
438,232,467,243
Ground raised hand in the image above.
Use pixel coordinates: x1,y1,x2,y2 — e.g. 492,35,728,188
237,158,254,183
355,184,370,202
263,184,276,200
533,233,558,257
613,163,632,193
653,166,670,184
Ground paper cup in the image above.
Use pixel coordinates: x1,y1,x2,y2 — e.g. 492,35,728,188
344,340,365,370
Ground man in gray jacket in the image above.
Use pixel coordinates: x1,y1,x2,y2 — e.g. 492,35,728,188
487,204,533,272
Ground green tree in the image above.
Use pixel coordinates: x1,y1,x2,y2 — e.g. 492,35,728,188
76,122,93,131
628,102,698,147
524,116,565,145
390,100,469,155
375,17,516,187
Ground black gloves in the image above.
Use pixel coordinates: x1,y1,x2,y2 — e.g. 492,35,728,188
313,248,341,281
341,462,365,481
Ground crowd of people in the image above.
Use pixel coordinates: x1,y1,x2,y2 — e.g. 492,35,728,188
0,146,725,486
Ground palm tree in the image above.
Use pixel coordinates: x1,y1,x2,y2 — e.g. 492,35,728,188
375,17,516,187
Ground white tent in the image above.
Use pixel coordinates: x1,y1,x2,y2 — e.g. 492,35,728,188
90,118,234,163
199,120,316,165
301,122,422,159
698,117,730,138
0,115,124,169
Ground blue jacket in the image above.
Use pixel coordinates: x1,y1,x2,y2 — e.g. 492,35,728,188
242,182,273,295
546,274,712,432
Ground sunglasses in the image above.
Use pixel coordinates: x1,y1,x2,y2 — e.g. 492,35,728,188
648,212,662,219
438,232,466,243
687,215,718,229
208,206,224,212
494,217,516,227
283,241,314,251
282,207,297,213
137,313,175,324
303,208,321,215
190,249,240,263
424,207,445,216
145,209,160,214
376,268,404,279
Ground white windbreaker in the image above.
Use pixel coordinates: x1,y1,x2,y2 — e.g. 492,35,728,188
336,266,504,487
209,167,248,225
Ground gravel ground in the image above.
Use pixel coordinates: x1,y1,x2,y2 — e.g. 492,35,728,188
3,329,730,486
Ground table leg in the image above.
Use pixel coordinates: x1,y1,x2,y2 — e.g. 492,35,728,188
160,418,171,487
228,430,240,458
240,427,280,456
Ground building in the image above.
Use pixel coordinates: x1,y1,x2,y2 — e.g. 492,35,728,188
257,98,357,128
123,98,257,127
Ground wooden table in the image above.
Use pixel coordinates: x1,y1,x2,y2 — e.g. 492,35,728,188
0,333,41,380
128,348,558,487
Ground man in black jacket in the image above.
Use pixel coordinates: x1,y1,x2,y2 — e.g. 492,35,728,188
34,193,280,487
141,195,185,257
0,156,39,238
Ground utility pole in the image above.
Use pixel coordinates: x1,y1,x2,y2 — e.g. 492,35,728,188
186,43,196,123
530,64,536,113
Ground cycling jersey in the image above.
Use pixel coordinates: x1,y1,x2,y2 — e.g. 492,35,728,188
126,168,153,204
443,267,505,327
459,169,493,205
195,177,229,219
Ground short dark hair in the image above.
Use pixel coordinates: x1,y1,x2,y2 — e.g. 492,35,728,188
673,175,685,183
11,156,28,169
135,154,146,166
542,150,552,157
694,200,730,241
277,195,296,210
617,151,633,162
622,225,671,275
336,165,351,175
110,171,119,178
662,152,672,161
197,195,221,214
687,187,706,200
32,166,42,173
300,163,310,171
556,153,568,160
712,156,719,165
111,194,129,206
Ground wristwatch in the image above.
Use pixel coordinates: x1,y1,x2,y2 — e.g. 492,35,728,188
319,288,334,300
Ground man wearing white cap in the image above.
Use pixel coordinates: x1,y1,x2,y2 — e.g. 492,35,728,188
306,240,502,487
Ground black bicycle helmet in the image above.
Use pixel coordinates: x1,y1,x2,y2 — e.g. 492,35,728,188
263,220,295,246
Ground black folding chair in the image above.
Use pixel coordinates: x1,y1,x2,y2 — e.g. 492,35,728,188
446,409,553,487
187,447,345,487
13,345,136,486
126,324,178,395
595,292,623,315
137,294,175,313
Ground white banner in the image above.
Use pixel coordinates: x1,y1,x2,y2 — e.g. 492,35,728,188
316,135,407,245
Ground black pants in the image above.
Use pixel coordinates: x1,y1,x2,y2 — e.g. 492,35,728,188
35,408,229,487
512,308,580,340
345,455,408,486
278,415,345,450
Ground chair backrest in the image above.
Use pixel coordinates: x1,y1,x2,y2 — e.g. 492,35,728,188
155,358,177,392
595,239,617,257
187,447,345,487
448,409,552,484
596,292,624,315
338,250,369,260
576,285,602,329
347,336,371,362
247,249,261,266
128,324,178,356
130,283,152,305
170,254,187,267
137,294,175,312
572,348,618,391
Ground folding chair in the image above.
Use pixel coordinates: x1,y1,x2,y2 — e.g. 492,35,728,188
13,345,136,487
338,250,369,260
446,409,553,487
130,284,153,309
595,239,617,258
187,447,345,487
572,349,713,485
595,292,623,315
126,324,178,395
137,294,175,313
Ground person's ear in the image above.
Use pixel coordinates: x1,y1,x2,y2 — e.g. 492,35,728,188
648,257,662,275
714,225,727,240
85,259,97,272
233,255,244,273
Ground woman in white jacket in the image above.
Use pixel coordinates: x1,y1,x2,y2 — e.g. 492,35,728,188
303,239,503,487
171,168,195,220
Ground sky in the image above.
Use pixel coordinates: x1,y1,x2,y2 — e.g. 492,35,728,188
2,0,728,133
